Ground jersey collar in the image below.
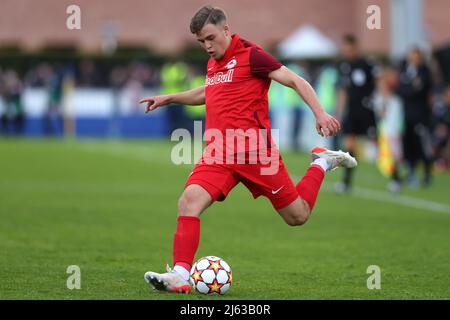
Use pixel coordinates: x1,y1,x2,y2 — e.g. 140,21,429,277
217,33,240,64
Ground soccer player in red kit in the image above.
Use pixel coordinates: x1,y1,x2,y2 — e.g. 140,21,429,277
140,6,357,293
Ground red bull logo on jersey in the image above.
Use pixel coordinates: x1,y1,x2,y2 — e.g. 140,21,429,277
205,69,234,87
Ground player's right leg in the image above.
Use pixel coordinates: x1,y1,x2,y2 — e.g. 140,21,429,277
277,147,357,226
144,184,212,293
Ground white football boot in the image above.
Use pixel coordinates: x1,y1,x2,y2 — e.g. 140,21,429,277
144,264,192,294
311,147,357,171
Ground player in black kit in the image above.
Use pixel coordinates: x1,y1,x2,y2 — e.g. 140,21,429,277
398,48,433,187
335,34,377,193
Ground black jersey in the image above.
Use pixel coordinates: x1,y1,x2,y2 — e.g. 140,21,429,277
397,63,432,125
338,58,377,136
338,58,376,117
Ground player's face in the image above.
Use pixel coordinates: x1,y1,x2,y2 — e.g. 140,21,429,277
196,23,231,60
408,50,422,66
341,42,358,60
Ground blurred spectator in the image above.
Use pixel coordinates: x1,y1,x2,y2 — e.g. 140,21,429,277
432,85,450,171
77,59,101,87
287,61,309,152
128,61,156,88
25,62,53,87
43,63,64,136
110,65,128,90
397,48,433,187
269,60,310,151
316,65,339,149
335,34,377,193
122,70,144,115
0,68,4,127
373,66,404,193
185,65,205,135
109,65,128,137
0,69,25,135
161,60,189,134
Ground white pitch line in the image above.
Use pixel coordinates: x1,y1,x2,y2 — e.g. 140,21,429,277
350,186,450,215
292,176,450,215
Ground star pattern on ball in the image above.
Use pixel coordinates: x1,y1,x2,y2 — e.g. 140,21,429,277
207,279,224,294
191,267,203,285
207,260,222,274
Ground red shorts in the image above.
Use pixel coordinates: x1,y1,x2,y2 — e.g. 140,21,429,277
184,155,299,210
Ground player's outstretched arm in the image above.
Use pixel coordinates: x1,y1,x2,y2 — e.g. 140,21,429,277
139,86,205,113
269,66,341,137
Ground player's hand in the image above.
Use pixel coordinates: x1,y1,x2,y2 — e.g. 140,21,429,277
139,95,170,113
315,111,341,138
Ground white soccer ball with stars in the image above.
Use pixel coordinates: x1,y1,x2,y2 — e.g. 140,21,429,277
190,256,232,295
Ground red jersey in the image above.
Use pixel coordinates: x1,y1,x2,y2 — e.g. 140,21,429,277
204,34,283,134
186,35,300,210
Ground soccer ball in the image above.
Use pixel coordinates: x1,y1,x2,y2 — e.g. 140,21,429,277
190,256,232,295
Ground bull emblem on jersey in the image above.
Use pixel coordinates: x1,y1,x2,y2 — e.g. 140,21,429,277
226,58,237,69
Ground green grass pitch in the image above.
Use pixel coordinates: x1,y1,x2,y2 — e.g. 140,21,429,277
0,138,449,299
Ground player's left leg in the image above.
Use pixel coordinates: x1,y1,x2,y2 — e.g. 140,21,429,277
144,162,239,294
277,147,357,226
144,184,212,293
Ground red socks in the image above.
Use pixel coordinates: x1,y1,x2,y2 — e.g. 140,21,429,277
295,165,325,211
173,216,200,271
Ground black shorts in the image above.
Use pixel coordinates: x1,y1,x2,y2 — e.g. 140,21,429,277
342,112,377,137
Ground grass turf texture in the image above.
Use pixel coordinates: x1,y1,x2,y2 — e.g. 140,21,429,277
0,138,449,299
